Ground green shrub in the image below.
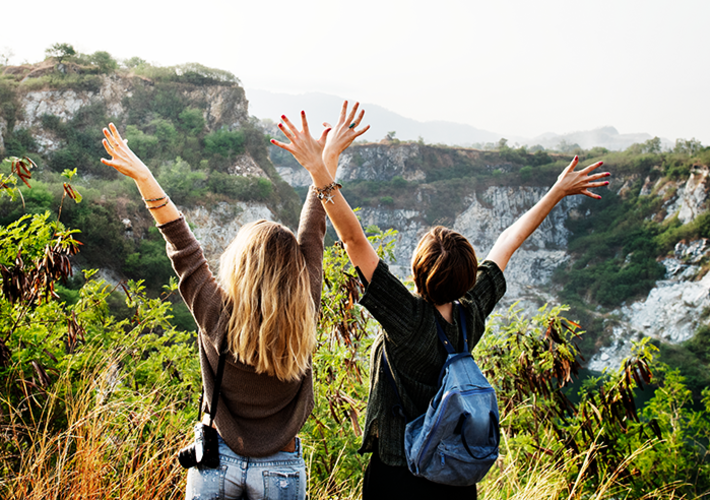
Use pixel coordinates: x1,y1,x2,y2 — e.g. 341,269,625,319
204,128,246,158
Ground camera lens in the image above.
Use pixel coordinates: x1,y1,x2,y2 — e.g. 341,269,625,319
178,444,197,469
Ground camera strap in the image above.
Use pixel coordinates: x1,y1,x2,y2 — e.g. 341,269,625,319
197,333,228,428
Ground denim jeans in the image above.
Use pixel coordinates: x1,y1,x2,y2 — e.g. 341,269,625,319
185,432,306,500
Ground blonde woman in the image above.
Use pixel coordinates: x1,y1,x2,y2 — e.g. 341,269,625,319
278,101,609,499
100,111,367,499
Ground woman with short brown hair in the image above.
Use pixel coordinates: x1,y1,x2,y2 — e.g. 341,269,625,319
275,101,610,499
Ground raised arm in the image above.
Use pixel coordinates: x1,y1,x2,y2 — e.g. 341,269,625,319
100,123,180,224
271,102,378,281
486,156,610,272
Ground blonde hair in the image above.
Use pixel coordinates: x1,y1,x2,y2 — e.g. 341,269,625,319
218,220,316,382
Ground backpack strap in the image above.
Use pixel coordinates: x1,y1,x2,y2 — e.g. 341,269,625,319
435,304,472,386
382,302,472,419
434,302,468,354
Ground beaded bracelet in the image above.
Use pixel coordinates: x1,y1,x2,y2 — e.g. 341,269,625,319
146,198,170,210
313,181,342,204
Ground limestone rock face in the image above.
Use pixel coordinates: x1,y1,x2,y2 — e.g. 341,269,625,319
337,144,425,183
275,141,710,373
664,166,709,224
17,75,132,131
12,74,249,155
183,86,248,131
276,166,311,187
588,238,710,370
229,154,268,178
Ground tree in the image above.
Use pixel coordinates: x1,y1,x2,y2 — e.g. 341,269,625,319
88,51,117,73
45,43,76,64
674,137,703,156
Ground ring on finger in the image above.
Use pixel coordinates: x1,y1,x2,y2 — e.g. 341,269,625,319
348,123,356,129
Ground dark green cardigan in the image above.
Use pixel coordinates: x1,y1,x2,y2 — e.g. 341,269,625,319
357,259,506,467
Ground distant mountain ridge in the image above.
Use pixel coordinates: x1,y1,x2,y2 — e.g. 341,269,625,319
246,89,672,151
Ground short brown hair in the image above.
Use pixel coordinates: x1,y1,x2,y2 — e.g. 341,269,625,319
411,227,478,305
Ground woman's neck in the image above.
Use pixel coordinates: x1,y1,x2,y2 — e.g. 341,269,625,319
435,302,454,324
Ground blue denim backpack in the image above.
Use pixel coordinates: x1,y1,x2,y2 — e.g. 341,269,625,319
382,304,499,486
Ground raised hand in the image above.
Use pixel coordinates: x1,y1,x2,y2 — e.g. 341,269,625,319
552,156,610,200
99,123,179,224
100,123,151,181
271,111,330,173
323,100,370,165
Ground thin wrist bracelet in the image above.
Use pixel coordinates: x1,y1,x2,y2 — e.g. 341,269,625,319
143,195,167,202
313,181,342,204
146,198,170,210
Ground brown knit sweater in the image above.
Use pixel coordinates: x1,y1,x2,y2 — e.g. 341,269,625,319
157,191,326,457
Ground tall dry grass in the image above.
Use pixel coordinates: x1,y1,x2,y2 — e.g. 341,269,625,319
0,362,190,500
0,362,694,500
477,429,689,500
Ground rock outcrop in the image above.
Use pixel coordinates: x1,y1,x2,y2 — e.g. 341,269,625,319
273,141,710,372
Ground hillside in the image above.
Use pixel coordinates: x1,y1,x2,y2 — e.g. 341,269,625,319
2,50,710,499
2,53,710,390
272,136,710,390
0,56,301,301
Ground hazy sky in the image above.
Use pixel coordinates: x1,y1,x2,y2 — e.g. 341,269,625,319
2,0,708,144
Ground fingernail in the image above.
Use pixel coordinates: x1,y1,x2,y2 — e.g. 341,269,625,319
574,155,578,160
281,115,286,119
599,161,604,165
604,181,609,185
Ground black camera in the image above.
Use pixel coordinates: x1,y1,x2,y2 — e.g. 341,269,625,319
178,423,220,469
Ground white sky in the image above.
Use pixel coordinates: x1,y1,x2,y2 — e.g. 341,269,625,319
2,0,709,144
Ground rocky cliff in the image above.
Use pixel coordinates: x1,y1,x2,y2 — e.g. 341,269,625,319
3,62,708,372
0,63,289,289
274,142,710,370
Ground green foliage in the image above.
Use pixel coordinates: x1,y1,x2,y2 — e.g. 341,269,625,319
87,51,118,73
123,228,175,284
204,128,246,158
44,43,76,63
3,128,37,157
178,108,206,135
156,157,207,204
478,306,710,496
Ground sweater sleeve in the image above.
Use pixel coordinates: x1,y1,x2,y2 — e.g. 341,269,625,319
157,216,224,350
297,188,327,311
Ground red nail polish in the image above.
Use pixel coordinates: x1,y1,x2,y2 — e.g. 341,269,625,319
599,161,604,165
604,181,609,185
